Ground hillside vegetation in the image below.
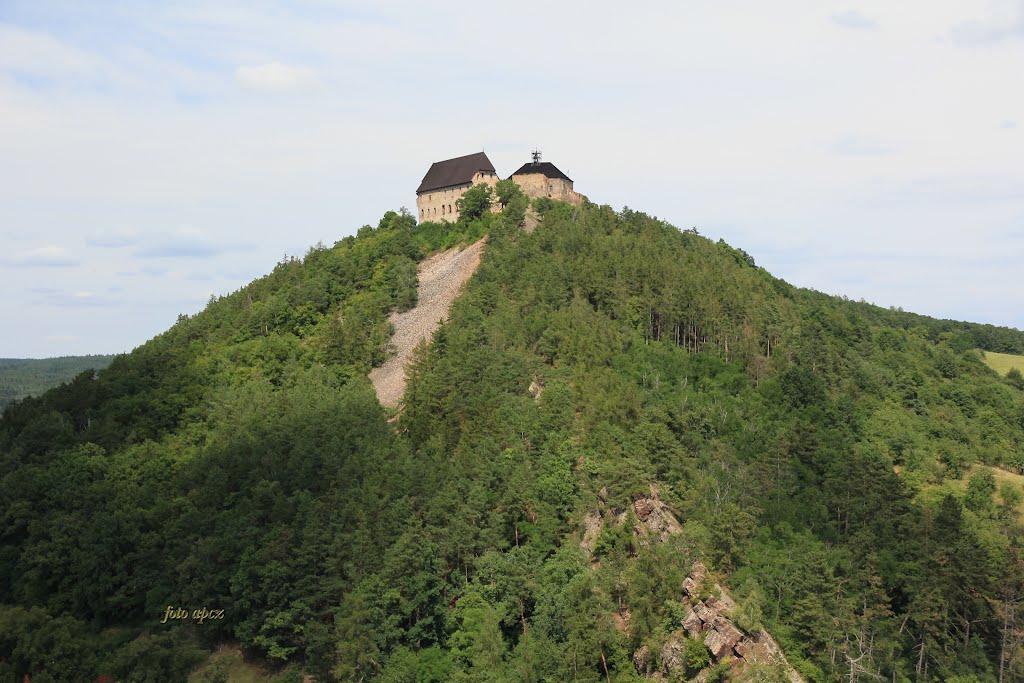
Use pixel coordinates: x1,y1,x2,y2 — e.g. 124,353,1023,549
0,355,115,408
2,187,1023,682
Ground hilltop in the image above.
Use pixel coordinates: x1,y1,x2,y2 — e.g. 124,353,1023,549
1,189,1023,682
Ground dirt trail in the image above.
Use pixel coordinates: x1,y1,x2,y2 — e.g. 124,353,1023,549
369,238,485,407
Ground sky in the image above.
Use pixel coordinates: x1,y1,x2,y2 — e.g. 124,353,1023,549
0,1,1022,357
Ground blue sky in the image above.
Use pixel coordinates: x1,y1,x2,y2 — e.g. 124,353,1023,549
1,1,1022,357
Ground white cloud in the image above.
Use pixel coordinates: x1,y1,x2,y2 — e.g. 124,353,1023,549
830,10,880,30
235,62,318,92
29,287,106,308
87,229,142,248
0,23,107,82
8,246,80,267
832,135,898,156
131,227,256,260
948,0,1024,46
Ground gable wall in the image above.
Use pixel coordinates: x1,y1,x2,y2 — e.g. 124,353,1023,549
416,171,499,223
511,173,586,205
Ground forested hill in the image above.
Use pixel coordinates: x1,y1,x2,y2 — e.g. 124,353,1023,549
2,189,1024,683
0,355,115,409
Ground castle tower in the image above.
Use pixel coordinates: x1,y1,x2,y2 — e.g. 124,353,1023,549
509,151,586,205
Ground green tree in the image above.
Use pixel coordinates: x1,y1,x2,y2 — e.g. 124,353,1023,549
685,636,711,673
448,588,506,680
965,469,997,514
457,184,494,222
495,179,524,208
734,577,766,633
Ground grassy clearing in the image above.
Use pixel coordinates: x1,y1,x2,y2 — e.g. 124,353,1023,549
979,350,1024,376
961,465,1024,524
909,464,1024,525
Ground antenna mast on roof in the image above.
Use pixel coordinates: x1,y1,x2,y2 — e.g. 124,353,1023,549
531,149,542,165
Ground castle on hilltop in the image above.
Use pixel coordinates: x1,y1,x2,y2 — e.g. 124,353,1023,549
415,150,586,223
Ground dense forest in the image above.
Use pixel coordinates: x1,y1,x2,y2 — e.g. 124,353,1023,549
2,185,1023,682
0,356,115,409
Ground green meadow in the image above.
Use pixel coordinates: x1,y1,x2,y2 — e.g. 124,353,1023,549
980,349,1024,376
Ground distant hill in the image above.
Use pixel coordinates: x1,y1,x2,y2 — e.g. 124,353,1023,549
0,355,116,408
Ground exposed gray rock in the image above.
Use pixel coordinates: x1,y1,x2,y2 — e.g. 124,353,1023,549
631,484,683,541
712,585,736,612
659,633,687,676
704,628,732,659
663,558,807,682
753,630,783,660
528,377,543,400
632,644,650,674
713,618,744,651
580,510,602,554
683,609,703,638
693,601,717,623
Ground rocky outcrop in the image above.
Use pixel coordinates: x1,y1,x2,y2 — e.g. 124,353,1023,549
632,498,681,541
705,617,743,658
636,561,805,682
683,559,708,598
659,634,687,676
581,490,802,683
580,483,683,556
528,376,543,400
580,510,603,554
683,607,703,638
632,645,651,674
632,483,683,541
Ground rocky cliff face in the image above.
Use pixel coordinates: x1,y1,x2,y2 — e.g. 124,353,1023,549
661,561,804,682
580,486,803,682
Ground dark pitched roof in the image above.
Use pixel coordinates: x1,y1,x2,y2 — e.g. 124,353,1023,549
510,161,572,183
416,152,496,194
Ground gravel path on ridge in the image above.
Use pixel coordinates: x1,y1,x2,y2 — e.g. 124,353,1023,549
369,238,485,408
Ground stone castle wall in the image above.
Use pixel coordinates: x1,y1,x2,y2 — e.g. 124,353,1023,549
511,173,586,206
416,168,586,224
416,171,499,223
